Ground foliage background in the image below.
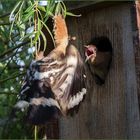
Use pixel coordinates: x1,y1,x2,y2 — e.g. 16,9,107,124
0,0,35,139
0,0,58,139
0,0,75,138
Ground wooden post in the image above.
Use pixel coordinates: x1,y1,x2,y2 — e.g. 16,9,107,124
121,3,140,138
136,0,140,37
45,119,59,139
135,0,140,118
59,3,140,139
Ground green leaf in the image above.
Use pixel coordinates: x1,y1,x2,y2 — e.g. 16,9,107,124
19,23,25,38
23,3,35,15
22,10,34,23
45,0,55,17
20,23,25,30
0,63,4,68
9,0,22,22
40,30,47,52
37,5,46,12
66,11,81,17
20,32,34,41
38,18,42,31
60,1,67,17
40,20,55,48
33,31,40,45
55,2,61,15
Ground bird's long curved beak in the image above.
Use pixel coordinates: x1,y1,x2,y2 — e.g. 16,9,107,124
84,45,89,62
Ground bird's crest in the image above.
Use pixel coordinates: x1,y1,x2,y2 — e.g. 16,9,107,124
53,15,68,47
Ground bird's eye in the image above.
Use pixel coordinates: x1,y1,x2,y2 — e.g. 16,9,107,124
94,48,97,53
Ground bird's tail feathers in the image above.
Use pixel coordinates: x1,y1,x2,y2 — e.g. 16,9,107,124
15,79,61,125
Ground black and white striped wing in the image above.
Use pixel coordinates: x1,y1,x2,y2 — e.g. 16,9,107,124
51,50,87,115
67,55,86,115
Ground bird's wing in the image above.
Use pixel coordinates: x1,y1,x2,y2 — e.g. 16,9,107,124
51,46,87,115
66,51,87,115
52,15,86,115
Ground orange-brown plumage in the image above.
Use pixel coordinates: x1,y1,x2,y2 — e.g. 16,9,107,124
53,15,68,48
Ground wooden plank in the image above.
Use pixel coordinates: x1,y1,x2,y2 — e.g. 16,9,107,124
136,1,140,31
59,3,140,139
135,0,140,112
65,0,104,10
121,3,140,138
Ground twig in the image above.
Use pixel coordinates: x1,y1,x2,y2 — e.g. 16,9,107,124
0,91,18,95
34,1,39,57
0,72,25,83
0,57,12,77
6,64,28,69
0,40,30,60
0,12,11,19
1,43,29,62
0,22,11,26
0,33,20,45
34,125,38,140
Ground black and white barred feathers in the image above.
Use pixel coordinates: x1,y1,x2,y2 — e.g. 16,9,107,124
16,15,87,125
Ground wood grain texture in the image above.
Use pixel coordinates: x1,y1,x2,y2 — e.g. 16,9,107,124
59,3,140,139
135,0,140,116
121,4,140,138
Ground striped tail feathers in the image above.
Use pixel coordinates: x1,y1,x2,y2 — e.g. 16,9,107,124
53,14,68,47
26,96,60,125
16,74,61,125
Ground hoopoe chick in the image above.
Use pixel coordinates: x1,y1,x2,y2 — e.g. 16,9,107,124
85,36,112,85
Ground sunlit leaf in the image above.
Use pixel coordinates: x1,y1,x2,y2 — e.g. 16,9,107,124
66,11,81,17
23,3,35,15
37,5,46,12
22,10,34,23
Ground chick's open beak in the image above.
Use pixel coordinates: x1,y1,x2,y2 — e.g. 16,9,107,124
84,45,97,62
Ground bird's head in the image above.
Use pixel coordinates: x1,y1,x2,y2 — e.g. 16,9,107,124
85,45,97,63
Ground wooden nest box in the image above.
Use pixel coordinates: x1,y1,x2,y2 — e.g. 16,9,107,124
43,1,140,139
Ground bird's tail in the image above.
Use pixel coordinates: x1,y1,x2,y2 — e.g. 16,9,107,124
14,58,62,125
15,79,60,125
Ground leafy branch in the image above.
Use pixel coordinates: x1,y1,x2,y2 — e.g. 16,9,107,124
0,72,25,84
9,0,80,57
0,40,30,60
